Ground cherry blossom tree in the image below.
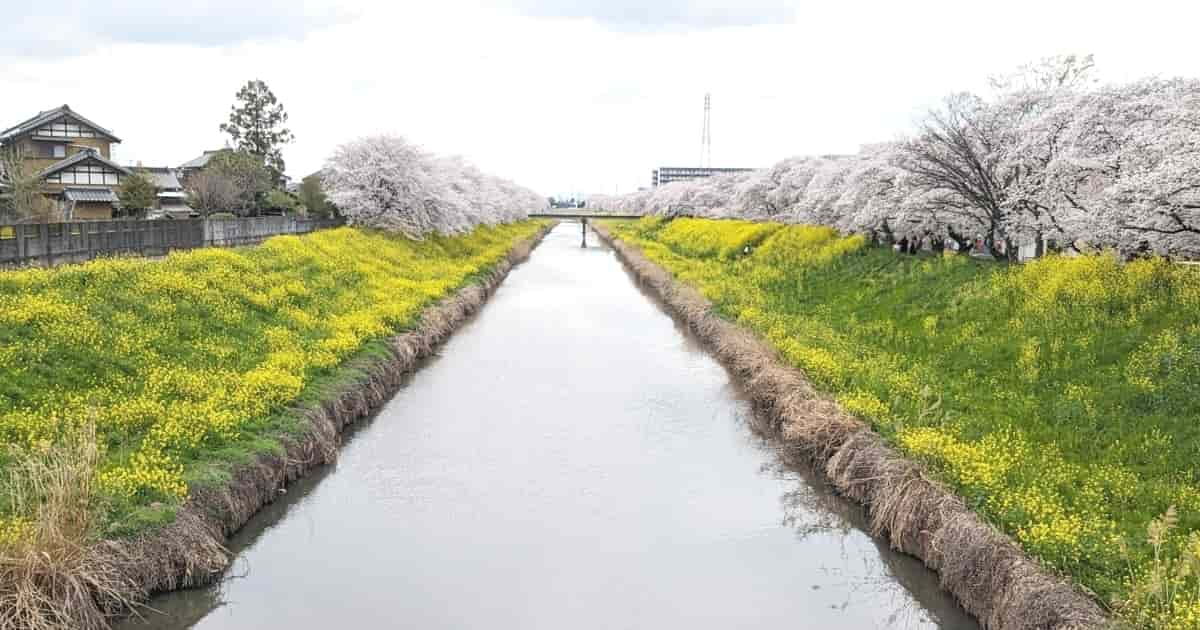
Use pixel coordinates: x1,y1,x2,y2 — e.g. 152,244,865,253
563,57,1200,260
1038,78,1200,257
323,135,539,238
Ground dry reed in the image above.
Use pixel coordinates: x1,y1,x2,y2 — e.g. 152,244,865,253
0,225,552,629
0,425,139,630
592,222,1107,630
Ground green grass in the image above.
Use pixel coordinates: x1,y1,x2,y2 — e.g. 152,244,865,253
0,221,547,539
606,217,1200,625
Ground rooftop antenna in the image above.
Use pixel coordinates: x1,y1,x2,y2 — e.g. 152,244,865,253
700,93,712,168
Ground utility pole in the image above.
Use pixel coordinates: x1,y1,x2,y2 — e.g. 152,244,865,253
700,93,712,168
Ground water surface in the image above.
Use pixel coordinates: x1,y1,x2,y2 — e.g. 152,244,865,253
122,223,977,629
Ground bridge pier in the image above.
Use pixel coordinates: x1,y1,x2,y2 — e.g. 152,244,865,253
581,218,588,248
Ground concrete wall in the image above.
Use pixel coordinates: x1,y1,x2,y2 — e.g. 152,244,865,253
0,217,342,268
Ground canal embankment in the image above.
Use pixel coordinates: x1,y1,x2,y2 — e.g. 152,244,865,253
0,222,550,629
117,222,980,630
592,221,1107,630
106,222,554,600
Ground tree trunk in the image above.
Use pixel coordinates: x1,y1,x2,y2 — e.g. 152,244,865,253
946,229,971,255
986,228,1004,260
879,221,895,248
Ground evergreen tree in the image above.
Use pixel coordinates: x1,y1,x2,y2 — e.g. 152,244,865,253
219,79,294,183
118,170,158,217
298,173,333,218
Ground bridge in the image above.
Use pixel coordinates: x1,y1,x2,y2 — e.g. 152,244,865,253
528,211,643,220
528,211,642,246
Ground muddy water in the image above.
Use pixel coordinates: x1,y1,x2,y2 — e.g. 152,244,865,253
121,223,977,630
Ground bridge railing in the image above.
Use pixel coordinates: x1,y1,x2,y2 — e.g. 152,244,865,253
528,211,645,220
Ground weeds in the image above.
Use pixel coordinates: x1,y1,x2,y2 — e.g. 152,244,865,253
1119,507,1200,628
0,424,138,630
609,217,1200,626
0,222,544,531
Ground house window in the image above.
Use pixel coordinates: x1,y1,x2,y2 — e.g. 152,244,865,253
53,145,66,158
54,164,123,186
36,119,98,138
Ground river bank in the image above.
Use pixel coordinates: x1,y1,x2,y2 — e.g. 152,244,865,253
0,222,550,629
119,222,978,630
109,222,553,598
592,221,1107,630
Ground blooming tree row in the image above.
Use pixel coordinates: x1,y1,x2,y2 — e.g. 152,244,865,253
322,135,543,238
591,57,1200,259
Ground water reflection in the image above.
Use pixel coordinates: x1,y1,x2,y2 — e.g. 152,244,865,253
120,224,976,630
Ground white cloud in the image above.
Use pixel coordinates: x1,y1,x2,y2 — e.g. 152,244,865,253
0,0,352,57
504,0,796,31
1,0,1197,198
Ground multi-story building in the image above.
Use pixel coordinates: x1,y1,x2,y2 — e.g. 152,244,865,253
0,105,130,219
652,166,755,187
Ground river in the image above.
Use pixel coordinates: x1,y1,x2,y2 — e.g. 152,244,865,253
119,223,977,630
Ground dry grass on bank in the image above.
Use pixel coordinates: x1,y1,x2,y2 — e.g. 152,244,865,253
0,222,550,629
602,217,1200,627
0,425,139,630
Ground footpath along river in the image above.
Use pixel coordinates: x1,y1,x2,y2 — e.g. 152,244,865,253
120,223,977,629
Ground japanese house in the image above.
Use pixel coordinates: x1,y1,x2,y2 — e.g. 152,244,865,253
0,104,130,220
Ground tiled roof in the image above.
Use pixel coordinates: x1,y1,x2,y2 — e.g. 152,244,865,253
178,149,228,170
40,150,132,178
127,166,183,190
0,105,121,143
64,188,119,203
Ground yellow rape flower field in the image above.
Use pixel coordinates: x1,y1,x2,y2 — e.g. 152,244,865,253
0,222,544,538
608,216,1200,628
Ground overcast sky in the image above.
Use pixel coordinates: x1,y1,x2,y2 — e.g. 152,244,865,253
2,0,1197,197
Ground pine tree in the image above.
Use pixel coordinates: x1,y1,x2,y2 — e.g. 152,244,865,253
118,169,158,217
219,79,294,183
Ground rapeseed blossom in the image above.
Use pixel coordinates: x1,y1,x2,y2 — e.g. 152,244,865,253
0,223,543,526
609,217,1200,627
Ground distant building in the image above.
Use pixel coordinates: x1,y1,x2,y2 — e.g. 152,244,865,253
177,149,229,182
652,166,755,187
130,166,194,218
0,104,130,220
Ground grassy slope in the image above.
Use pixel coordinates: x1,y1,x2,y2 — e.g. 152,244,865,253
0,222,546,538
608,217,1200,626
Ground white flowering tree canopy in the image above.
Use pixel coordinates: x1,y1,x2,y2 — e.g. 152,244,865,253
322,135,542,238
587,61,1200,260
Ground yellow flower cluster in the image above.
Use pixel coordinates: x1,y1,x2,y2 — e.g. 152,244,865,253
838,390,891,423
607,217,1200,624
98,447,188,501
899,426,1026,493
658,218,783,260
0,516,30,546
754,224,867,268
1160,596,1200,630
0,222,544,510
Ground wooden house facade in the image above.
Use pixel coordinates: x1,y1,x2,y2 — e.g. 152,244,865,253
0,105,130,220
